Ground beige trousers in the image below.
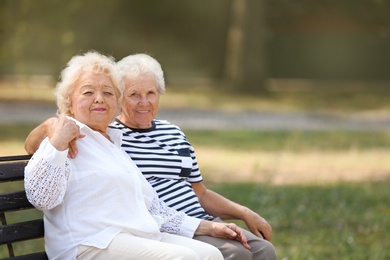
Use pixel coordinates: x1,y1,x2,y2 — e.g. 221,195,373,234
77,232,223,260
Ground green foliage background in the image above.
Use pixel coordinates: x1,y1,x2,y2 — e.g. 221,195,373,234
2,0,390,80
2,1,390,258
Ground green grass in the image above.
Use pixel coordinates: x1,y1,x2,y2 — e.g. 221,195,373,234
3,124,390,152
1,125,389,258
185,130,390,151
0,124,37,142
211,182,390,260
2,180,389,259
1,80,390,258
163,80,390,113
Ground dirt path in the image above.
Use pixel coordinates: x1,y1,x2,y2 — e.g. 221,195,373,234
2,100,390,184
2,100,390,131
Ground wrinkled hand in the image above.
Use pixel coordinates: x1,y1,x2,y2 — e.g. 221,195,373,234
210,222,250,249
49,116,84,153
244,210,273,241
43,117,58,139
67,137,81,159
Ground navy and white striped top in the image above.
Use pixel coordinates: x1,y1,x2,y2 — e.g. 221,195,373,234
110,118,213,220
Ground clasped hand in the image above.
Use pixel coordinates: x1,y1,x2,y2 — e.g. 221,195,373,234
47,116,84,154
197,221,250,249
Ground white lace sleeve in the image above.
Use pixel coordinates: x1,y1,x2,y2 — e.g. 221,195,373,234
24,139,70,210
148,196,201,237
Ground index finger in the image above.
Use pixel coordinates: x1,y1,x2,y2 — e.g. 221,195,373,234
232,226,250,249
68,139,78,159
261,224,273,241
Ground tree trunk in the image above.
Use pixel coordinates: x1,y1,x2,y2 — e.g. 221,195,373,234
225,0,268,93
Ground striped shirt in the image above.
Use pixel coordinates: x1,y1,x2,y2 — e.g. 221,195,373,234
110,118,213,220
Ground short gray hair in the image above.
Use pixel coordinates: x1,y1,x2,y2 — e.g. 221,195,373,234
116,53,165,94
55,51,123,116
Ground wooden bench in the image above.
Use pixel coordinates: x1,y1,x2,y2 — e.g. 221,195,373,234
0,155,48,260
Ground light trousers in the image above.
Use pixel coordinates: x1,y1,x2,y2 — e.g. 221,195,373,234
77,232,223,260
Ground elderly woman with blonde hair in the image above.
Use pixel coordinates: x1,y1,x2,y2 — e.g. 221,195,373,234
24,51,249,260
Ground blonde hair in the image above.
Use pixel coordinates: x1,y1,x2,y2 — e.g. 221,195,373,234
55,51,123,116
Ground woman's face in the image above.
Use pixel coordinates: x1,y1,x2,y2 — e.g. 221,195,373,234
70,71,118,133
119,73,160,129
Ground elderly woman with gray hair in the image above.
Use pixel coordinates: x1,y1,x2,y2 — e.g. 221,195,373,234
24,51,249,260
111,53,277,260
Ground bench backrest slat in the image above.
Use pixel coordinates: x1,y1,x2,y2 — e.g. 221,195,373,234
0,155,32,162
0,191,34,212
0,161,29,183
2,252,48,260
0,155,47,259
0,219,44,244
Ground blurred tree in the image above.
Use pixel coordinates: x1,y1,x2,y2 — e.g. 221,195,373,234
0,0,231,83
225,0,268,93
2,0,390,88
267,0,390,80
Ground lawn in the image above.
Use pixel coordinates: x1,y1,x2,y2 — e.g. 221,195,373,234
1,80,390,258
211,182,390,260
2,170,389,259
1,127,390,259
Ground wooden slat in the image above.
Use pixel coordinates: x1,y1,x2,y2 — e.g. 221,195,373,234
0,251,48,260
0,155,31,162
0,191,34,212
0,219,44,244
0,161,29,183
0,155,47,259
0,155,31,183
